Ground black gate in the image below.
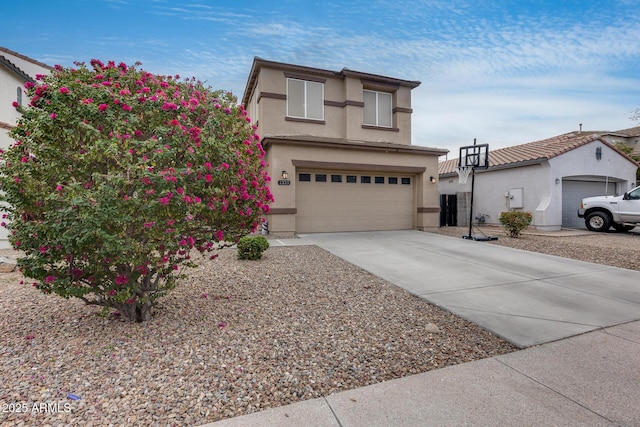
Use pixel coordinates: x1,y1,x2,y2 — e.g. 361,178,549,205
440,194,457,226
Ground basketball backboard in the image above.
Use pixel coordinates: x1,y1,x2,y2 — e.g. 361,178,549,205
458,143,489,169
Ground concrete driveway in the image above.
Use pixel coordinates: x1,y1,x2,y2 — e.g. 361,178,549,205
300,230,640,348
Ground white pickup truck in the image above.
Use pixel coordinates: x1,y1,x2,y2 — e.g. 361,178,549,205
578,185,640,232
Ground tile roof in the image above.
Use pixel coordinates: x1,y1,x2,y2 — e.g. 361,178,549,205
438,131,638,175
0,53,34,83
603,125,640,137
0,46,54,71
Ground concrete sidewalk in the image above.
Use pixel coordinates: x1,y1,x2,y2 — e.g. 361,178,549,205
204,320,640,426
301,230,640,348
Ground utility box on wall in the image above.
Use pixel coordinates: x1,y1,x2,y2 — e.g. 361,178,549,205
507,188,524,209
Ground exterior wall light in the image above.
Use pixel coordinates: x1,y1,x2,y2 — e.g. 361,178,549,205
430,176,437,183
281,170,288,179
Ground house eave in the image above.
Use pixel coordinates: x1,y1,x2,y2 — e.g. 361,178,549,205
262,135,448,156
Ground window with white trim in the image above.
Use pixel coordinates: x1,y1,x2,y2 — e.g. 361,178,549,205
363,90,392,127
287,78,324,120
16,87,22,106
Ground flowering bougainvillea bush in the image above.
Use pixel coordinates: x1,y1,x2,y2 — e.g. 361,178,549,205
0,60,273,322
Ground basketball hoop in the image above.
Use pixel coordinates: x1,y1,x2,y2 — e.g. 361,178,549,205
455,166,472,184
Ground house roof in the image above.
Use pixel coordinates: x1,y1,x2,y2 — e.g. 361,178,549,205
0,53,35,83
0,46,53,83
262,134,448,156
0,47,53,71
242,57,421,106
438,131,639,176
601,125,640,138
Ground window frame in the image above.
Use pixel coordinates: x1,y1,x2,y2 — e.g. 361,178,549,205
286,78,324,121
363,89,392,128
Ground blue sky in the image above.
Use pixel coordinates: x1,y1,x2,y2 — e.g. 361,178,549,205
2,0,640,155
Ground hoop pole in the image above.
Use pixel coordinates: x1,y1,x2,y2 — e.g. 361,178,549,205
467,138,477,239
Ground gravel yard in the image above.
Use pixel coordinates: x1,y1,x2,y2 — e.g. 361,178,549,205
1,226,638,426
438,225,640,271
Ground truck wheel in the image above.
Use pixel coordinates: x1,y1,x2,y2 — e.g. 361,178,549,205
612,224,636,232
585,211,611,232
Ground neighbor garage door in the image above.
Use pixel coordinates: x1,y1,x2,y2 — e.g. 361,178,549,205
295,170,415,232
562,180,615,228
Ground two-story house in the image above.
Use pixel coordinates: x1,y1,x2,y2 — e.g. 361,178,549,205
0,47,52,248
242,57,447,236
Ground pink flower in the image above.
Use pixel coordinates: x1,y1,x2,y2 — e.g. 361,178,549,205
45,275,56,284
55,185,63,192
59,87,70,94
205,174,213,183
143,221,154,228
126,298,135,305
121,104,132,111
50,113,57,119
218,322,226,328
24,82,34,89
98,104,108,112
115,275,129,285
81,98,93,104
201,293,208,298
12,101,19,108
108,289,116,297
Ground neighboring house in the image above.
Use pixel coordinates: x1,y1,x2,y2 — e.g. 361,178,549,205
600,125,640,157
438,131,639,231
0,47,53,247
242,57,447,236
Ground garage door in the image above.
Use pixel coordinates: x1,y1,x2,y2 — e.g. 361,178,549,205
562,180,615,228
295,170,414,232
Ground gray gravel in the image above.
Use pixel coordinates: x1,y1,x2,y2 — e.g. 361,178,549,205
438,226,640,271
1,226,638,426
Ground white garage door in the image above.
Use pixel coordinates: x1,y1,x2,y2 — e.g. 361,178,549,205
562,180,615,228
296,170,415,232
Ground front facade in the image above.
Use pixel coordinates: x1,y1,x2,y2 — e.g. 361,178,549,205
242,58,447,236
439,132,639,231
0,47,52,248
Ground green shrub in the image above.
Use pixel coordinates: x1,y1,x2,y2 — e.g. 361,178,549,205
0,60,273,322
499,211,532,238
237,236,269,260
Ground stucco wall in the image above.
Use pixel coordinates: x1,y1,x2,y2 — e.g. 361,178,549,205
248,66,413,145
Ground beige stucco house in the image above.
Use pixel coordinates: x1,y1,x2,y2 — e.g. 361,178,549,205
242,57,447,236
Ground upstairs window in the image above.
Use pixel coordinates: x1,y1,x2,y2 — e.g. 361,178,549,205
16,87,22,106
287,78,324,120
363,90,392,127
